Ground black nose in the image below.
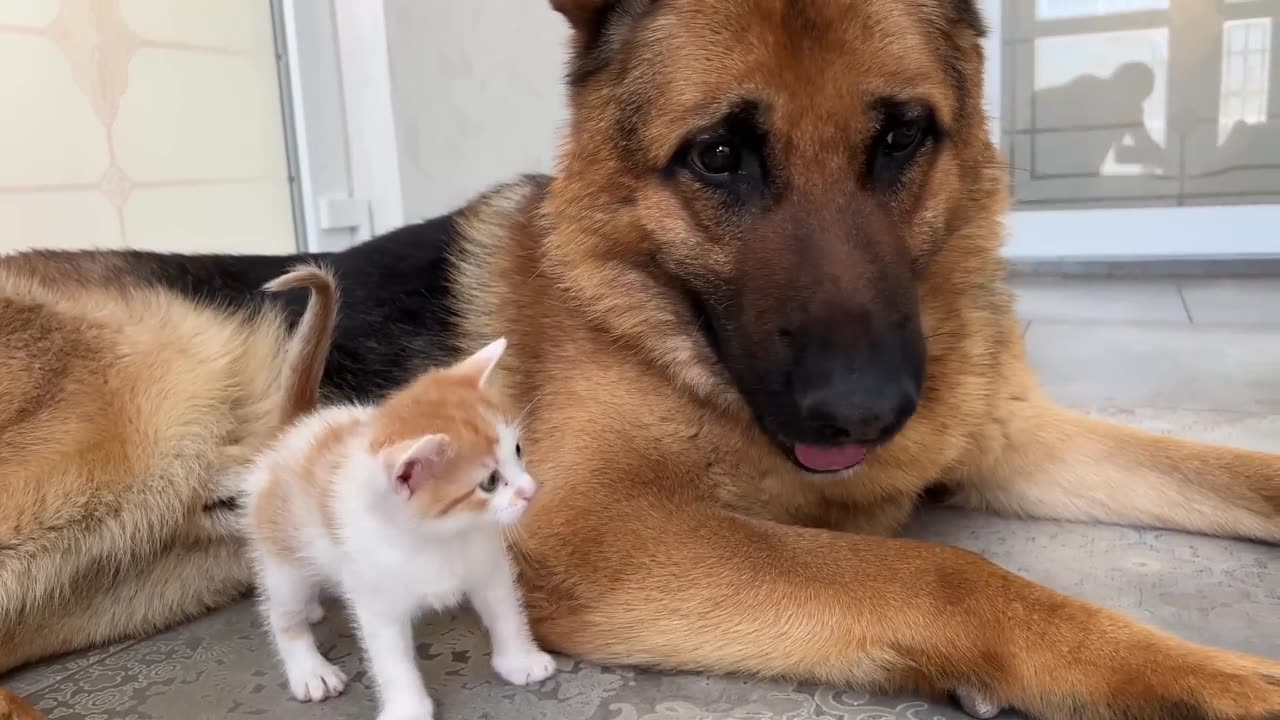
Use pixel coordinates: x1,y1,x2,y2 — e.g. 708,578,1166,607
788,328,924,445
796,377,919,444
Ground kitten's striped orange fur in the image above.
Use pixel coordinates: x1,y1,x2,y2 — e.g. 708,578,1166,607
244,267,551,719
248,334,526,556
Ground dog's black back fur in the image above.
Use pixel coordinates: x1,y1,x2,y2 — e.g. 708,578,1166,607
129,213,464,404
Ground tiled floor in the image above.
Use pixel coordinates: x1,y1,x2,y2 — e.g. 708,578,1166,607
1015,276,1280,329
1013,276,1280,412
6,275,1280,720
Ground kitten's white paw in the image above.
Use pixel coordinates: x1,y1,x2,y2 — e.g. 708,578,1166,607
376,698,435,720
492,648,557,685
305,601,325,624
286,659,348,702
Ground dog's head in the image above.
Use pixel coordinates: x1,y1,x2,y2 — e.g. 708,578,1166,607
548,0,1002,474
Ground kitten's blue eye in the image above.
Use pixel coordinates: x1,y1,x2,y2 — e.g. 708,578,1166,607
479,472,499,493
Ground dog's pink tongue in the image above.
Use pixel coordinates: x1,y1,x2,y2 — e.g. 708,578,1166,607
793,443,869,472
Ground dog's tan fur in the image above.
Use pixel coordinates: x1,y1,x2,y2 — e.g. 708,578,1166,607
1,1,1278,717
262,264,341,426
0,256,286,666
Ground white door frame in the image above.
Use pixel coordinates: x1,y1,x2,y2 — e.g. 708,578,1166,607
275,0,407,253
981,0,1280,261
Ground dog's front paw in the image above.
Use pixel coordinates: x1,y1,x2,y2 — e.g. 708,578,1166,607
1194,657,1280,720
1020,647,1280,719
1126,649,1280,720
492,648,557,685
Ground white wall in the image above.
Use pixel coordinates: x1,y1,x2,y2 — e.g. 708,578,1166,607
381,0,571,222
0,0,297,255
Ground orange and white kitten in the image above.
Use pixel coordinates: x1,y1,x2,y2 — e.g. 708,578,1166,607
244,265,554,720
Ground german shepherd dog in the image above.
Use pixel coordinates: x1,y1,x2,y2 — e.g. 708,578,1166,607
1,0,1278,717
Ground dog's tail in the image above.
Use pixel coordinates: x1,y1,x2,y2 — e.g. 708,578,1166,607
263,263,339,425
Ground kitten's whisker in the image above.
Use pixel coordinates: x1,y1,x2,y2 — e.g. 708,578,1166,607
500,523,535,567
515,389,552,433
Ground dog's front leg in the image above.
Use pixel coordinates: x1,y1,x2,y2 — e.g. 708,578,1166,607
948,394,1280,543
518,482,1280,720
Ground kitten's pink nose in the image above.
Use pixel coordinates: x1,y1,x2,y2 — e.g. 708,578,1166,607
515,479,537,501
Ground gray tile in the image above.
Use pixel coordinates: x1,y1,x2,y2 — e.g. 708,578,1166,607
4,639,139,697
1012,278,1190,325
1008,257,1280,278
12,599,982,720
1179,278,1280,328
1025,321,1280,413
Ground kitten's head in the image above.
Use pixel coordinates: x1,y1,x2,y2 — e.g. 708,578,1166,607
369,337,537,530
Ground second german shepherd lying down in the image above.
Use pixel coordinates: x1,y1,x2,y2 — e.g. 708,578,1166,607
1,0,1277,717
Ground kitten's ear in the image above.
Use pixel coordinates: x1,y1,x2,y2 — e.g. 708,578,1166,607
453,337,507,388
390,434,449,497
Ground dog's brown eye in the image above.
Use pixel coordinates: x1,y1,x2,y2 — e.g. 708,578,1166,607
882,119,925,155
691,140,741,176
479,472,499,492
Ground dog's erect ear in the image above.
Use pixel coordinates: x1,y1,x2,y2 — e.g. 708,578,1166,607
551,0,655,84
549,0,611,32
946,0,987,37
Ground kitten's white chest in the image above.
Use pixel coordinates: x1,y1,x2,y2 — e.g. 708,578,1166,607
340,521,503,612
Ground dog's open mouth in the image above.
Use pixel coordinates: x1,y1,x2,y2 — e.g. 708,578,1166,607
788,443,870,473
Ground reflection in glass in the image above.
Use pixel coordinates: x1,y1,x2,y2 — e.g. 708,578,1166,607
1036,0,1169,21
1219,18,1272,144
1002,0,1280,210
1033,29,1169,177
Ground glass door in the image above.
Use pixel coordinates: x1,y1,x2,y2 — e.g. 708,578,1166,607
982,0,1280,258
0,0,300,255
